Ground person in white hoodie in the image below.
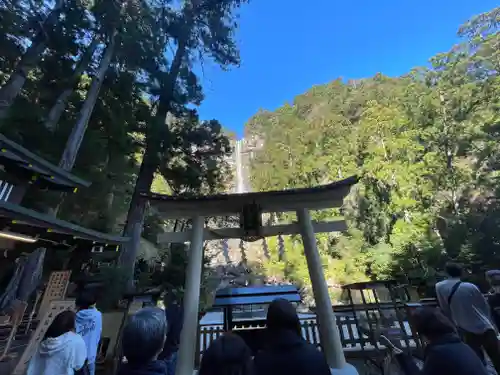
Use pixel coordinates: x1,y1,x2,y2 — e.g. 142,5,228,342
75,290,102,375
27,310,87,375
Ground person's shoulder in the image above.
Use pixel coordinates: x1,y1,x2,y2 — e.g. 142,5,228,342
299,341,325,358
299,342,330,373
435,280,448,289
461,282,481,292
69,331,86,346
429,341,489,374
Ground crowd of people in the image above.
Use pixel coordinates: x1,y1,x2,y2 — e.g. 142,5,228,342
382,262,500,375
25,262,500,375
117,298,331,375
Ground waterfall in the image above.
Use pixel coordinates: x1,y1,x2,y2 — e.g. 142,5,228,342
222,239,231,264
235,139,245,194
234,139,249,264
220,139,245,265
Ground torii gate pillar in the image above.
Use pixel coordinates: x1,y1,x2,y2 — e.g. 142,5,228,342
176,216,205,375
297,208,357,375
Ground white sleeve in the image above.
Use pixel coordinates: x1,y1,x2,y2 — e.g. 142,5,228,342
96,312,103,348
26,350,39,375
72,334,88,370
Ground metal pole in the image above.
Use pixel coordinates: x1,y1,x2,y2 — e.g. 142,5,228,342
176,216,204,375
297,208,346,369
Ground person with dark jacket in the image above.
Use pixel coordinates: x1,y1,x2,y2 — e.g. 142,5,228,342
118,307,168,375
382,307,489,375
254,299,331,375
436,263,500,373
199,333,254,375
158,297,184,375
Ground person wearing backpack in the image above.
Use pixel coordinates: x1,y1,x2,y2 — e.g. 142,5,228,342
381,307,489,375
435,262,500,373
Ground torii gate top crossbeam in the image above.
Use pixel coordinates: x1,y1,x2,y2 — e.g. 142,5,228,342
142,176,358,219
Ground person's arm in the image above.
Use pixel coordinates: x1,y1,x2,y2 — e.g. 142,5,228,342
470,284,498,332
394,353,422,375
26,350,39,375
73,335,88,371
96,312,103,354
471,284,491,314
436,283,447,312
380,335,422,375
435,284,451,318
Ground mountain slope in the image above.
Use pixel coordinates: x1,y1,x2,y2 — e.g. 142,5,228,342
243,7,500,294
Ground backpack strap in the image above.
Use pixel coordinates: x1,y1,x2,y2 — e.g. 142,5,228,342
447,281,462,307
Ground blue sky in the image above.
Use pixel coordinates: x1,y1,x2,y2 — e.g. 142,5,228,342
197,1,498,139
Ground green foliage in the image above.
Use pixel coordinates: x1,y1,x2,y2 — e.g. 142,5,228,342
0,0,240,296
249,7,500,297
98,265,130,311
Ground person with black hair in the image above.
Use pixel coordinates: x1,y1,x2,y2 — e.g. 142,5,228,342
27,310,87,375
435,262,500,372
198,333,254,375
75,290,102,375
383,307,489,375
118,307,168,375
253,298,331,375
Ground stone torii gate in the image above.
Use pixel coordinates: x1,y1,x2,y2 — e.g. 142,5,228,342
143,176,359,375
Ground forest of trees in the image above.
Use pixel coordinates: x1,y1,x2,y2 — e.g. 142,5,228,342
1,0,499,306
248,7,500,298
0,0,248,295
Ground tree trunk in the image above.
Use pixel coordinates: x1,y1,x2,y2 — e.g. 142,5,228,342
59,36,116,171
117,153,156,285
118,39,188,286
44,38,99,132
0,0,65,121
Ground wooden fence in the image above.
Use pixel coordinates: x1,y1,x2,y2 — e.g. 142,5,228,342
196,301,438,364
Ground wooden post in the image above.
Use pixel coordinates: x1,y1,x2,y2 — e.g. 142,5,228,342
37,271,71,320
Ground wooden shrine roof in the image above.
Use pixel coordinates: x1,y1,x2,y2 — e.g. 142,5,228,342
143,175,359,219
213,285,301,307
0,134,90,191
0,200,128,246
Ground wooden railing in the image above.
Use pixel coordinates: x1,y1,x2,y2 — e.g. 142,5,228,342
196,300,439,365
